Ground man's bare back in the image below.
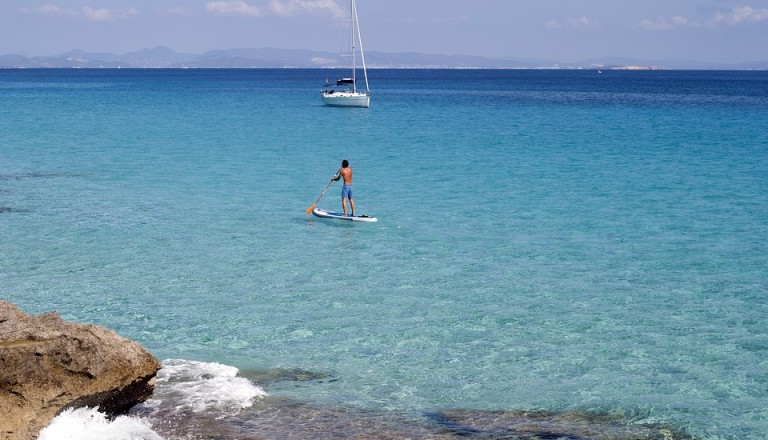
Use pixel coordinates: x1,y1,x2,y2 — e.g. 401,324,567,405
339,167,352,185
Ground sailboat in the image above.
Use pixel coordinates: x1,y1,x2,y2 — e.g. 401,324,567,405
321,0,370,108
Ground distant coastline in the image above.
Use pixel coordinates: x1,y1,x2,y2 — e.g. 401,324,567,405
1,46,765,70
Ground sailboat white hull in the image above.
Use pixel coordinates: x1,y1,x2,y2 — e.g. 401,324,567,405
321,91,370,108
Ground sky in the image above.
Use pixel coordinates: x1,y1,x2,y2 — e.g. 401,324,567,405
1,0,767,63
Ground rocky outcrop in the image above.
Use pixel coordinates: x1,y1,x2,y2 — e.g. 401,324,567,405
0,301,161,440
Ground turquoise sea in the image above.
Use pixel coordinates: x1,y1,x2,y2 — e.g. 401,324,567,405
2,69,767,439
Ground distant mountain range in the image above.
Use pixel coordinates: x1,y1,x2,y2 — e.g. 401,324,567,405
1,46,766,70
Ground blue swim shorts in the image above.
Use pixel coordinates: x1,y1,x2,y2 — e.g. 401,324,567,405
341,184,353,199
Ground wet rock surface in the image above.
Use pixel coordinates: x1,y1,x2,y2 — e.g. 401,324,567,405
0,301,161,439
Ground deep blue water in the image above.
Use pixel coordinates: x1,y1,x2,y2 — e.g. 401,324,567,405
2,68,768,439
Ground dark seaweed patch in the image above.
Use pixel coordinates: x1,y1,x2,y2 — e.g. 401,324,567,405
0,207,29,213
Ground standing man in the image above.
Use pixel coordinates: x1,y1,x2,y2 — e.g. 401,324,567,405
332,160,355,217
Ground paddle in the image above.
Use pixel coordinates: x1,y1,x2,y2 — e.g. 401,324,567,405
305,170,339,214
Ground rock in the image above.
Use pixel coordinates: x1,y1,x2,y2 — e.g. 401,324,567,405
431,409,697,440
0,301,161,440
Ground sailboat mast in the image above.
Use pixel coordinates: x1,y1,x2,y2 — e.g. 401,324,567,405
353,0,369,93
350,0,356,93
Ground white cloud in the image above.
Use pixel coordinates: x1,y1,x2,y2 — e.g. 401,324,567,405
19,4,72,15
637,18,673,31
639,5,768,31
269,0,345,20
569,16,599,29
82,7,111,21
637,16,694,31
545,16,600,30
159,6,192,16
84,6,137,22
544,19,562,30
206,0,344,18
712,5,768,25
206,1,263,16
427,15,469,26
20,4,138,22
24,1,348,20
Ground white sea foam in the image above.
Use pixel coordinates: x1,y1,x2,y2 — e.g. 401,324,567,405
39,407,162,440
39,359,266,439
150,358,267,415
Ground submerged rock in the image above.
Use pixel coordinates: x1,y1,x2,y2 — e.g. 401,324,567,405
243,367,336,385
0,301,161,440
432,409,697,439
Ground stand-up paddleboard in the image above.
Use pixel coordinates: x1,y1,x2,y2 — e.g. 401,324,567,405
312,208,377,222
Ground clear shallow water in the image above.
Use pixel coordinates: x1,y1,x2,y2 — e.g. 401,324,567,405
2,69,768,439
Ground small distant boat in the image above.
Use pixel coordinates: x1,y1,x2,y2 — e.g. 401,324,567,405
321,0,370,108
